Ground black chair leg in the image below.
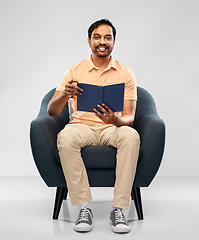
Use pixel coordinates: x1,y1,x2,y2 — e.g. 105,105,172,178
131,187,144,220
53,187,68,220
63,187,68,200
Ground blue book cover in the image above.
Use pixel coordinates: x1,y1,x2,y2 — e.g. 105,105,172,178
77,82,125,113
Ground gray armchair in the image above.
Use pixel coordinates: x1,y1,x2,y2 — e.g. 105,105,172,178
30,86,165,220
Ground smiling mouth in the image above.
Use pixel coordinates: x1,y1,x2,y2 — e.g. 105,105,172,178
96,46,108,51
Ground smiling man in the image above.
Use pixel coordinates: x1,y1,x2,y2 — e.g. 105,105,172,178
47,19,140,234
89,25,114,58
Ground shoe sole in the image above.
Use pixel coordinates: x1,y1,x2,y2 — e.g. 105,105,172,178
74,223,93,232
110,221,131,233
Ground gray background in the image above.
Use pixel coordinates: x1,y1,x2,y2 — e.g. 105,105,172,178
0,0,198,176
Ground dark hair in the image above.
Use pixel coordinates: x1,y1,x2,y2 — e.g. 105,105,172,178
88,19,116,40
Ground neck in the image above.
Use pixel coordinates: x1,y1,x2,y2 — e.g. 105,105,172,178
91,54,111,70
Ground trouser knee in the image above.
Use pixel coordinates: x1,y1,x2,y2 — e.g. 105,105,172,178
117,126,140,145
57,126,79,151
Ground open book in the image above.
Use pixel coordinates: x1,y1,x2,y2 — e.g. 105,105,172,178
77,82,125,113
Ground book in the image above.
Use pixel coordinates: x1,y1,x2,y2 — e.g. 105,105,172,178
77,82,125,113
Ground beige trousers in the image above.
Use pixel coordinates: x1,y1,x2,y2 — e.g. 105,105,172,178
57,124,140,209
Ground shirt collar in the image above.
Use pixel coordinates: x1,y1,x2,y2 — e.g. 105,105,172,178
87,55,117,72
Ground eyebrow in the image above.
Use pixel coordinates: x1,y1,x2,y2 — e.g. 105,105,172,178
93,34,112,37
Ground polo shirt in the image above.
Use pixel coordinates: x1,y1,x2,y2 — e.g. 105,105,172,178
56,55,137,125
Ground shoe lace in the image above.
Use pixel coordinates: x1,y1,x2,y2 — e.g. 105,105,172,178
78,208,91,222
114,208,126,224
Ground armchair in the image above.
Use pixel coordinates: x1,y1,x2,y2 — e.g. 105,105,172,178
30,86,165,220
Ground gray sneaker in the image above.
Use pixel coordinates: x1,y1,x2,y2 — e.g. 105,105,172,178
110,208,131,233
74,207,93,232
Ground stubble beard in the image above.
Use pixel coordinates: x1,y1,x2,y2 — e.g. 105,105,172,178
93,46,112,58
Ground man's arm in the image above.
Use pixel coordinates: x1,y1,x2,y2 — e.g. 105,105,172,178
47,79,82,116
94,100,137,127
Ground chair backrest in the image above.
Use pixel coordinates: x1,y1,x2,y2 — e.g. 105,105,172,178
133,87,158,130
135,87,157,119
132,87,165,187
38,88,70,126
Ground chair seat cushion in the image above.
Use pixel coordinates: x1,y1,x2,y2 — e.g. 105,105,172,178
54,145,117,169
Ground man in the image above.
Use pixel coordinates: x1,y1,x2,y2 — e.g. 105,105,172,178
47,19,140,233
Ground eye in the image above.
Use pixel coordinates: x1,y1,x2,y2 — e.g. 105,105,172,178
93,35,100,40
105,36,112,41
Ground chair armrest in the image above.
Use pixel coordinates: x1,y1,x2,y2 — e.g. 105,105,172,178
133,114,166,187
30,113,69,186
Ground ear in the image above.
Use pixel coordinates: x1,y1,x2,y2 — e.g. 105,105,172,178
87,38,91,47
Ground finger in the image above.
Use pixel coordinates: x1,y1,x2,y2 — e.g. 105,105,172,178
65,83,82,95
72,89,82,96
93,108,104,118
102,103,112,113
68,79,80,84
64,90,80,97
97,104,108,115
93,108,101,115
77,86,83,93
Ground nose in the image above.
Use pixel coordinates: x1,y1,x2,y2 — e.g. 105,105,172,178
99,37,106,45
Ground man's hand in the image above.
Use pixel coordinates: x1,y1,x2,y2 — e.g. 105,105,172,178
64,79,83,98
48,79,82,117
94,103,118,125
94,100,136,127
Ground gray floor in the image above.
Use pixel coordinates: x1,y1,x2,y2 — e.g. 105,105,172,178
0,176,199,239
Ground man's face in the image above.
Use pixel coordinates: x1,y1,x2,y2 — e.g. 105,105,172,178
88,24,115,58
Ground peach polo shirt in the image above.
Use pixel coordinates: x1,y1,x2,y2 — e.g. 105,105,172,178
56,55,137,125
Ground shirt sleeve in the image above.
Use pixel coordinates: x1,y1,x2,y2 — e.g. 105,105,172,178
124,67,137,101
56,68,73,91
